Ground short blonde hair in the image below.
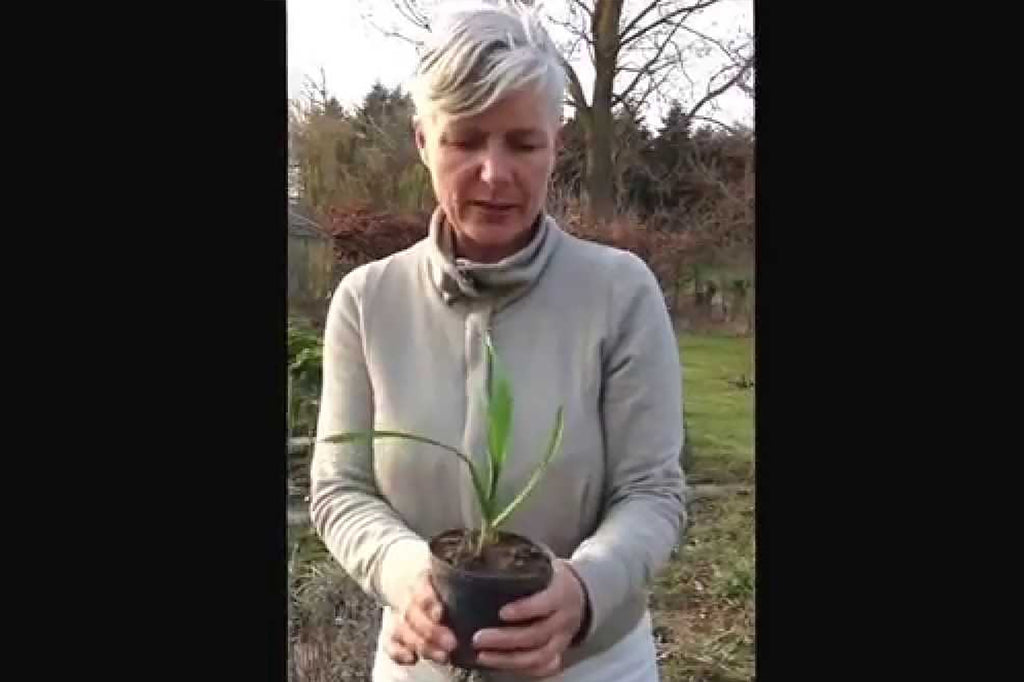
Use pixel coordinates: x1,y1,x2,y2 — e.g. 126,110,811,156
411,1,566,123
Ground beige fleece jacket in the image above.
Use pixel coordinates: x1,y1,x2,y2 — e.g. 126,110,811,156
310,209,686,678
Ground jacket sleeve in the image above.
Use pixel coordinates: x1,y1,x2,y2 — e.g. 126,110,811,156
568,252,686,641
309,265,431,611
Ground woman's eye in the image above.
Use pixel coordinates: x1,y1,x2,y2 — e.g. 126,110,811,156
448,137,483,149
510,139,545,152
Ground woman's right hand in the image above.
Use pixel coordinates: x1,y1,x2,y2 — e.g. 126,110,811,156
385,570,458,666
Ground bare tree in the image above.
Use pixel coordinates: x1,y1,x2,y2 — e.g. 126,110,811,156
357,0,753,223
554,0,752,222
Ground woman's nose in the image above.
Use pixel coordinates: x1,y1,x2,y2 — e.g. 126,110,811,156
479,145,512,185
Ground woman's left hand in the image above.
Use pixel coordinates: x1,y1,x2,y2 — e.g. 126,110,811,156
472,558,587,677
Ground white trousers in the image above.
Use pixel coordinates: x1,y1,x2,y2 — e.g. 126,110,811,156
372,608,659,682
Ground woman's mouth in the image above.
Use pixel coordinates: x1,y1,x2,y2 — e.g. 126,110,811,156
470,200,517,212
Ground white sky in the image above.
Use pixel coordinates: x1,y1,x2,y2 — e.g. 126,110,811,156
287,0,753,131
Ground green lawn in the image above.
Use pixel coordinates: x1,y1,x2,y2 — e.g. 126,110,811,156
679,335,755,484
647,333,755,681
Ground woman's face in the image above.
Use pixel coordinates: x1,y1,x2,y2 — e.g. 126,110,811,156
415,88,559,263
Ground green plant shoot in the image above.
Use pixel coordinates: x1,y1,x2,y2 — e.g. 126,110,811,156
321,333,565,557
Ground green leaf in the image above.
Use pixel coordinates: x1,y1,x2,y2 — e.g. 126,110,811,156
484,335,514,508
321,430,491,522
490,406,564,530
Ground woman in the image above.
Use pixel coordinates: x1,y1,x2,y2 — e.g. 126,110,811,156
311,2,685,680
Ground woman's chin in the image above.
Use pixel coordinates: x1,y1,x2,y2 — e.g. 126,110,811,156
467,206,519,227
462,219,524,244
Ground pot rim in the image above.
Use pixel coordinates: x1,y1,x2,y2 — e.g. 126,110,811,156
428,528,555,583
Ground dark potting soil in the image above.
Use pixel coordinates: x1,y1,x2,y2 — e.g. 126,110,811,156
431,530,550,578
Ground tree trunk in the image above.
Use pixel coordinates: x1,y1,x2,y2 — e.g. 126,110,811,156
585,122,614,223
584,0,623,225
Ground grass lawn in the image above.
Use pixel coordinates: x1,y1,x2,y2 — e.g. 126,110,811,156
679,334,755,484
648,334,755,681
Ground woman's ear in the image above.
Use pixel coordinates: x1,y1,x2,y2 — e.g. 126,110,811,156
413,116,429,165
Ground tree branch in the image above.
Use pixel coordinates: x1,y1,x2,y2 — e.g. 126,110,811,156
547,13,594,47
612,58,674,106
401,0,429,28
620,0,722,50
618,64,675,114
568,0,593,19
561,32,586,64
616,61,673,75
686,56,753,120
391,0,430,31
736,76,755,99
366,15,423,47
612,14,686,108
617,0,662,43
561,56,590,114
679,23,749,65
705,61,738,90
689,114,741,135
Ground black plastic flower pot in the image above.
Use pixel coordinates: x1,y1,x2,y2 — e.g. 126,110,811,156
428,529,553,670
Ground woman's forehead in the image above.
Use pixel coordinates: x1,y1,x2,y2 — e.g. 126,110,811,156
443,120,552,137
436,86,557,124
433,93,558,134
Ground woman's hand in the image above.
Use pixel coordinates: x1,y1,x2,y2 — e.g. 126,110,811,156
385,570,458,666
471,559,588,677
